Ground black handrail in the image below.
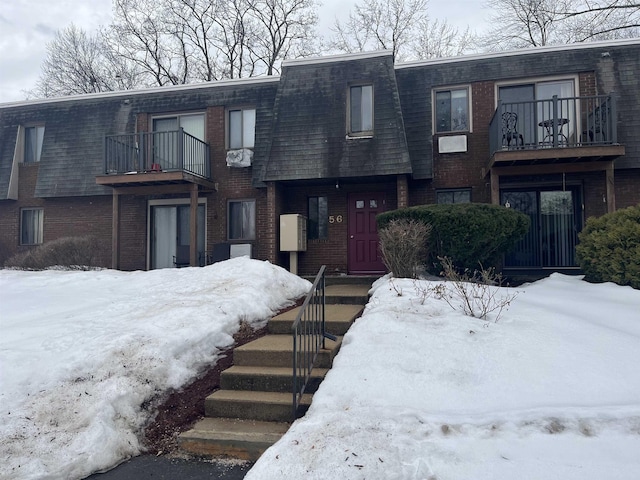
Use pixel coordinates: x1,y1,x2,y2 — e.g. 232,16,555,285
104,129,211,179
292,265,334,419
489,94,616,156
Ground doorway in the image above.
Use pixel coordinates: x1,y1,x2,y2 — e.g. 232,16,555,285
501,187,582,268
150,203,205,269
347,192,386,274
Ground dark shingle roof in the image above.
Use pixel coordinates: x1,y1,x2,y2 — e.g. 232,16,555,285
260,51,412,182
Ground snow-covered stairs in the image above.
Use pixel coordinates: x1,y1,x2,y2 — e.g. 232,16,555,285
177,278,372,461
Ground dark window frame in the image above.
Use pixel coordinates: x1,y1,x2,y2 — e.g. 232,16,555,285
434,87,470,134
227,199,256,241
308,196,328,240
436,189,472,204
227,107,256,150
20,207,44,245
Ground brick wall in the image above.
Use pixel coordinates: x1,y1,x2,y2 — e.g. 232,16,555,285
279,180,397,276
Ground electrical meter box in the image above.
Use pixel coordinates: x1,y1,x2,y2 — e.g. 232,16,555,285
280,214,307,252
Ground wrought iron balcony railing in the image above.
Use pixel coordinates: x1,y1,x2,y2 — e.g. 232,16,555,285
104,129,211,178
489,94,617,157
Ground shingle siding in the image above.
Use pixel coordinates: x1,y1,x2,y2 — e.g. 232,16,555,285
262,53,411,182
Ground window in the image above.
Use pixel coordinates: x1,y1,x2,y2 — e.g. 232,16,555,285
24,125,45,163
308,196,328,240
436,189,471,204
228,108,256,149
228,200,256,240
21,208,43,245
349,85,373,134
434,88,469,133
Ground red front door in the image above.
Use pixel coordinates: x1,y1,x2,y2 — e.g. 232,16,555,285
348,192,386,274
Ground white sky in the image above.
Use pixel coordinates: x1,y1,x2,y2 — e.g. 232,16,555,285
0,0,488,104
2,260,639,479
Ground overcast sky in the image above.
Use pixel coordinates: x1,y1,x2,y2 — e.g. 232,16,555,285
0,0,487,104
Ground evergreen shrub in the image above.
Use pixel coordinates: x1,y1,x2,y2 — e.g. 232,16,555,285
377,203,530,274
576,204,640,289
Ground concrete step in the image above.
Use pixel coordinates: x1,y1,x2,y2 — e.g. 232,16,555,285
205,390,312,422
268,304,363,335
178,417,290,461
233,335,341,368
324,284,371,305
221,365,328,393
305,275,379,287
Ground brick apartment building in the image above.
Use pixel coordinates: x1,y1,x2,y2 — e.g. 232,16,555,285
1,39,638,277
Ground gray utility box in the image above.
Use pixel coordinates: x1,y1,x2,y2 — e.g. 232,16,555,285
280,214,307,252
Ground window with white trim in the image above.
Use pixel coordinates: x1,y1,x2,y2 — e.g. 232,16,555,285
349,85,373,135
24,125,45,163
21,208,44,245
434,87,470,133
228,108,256,149
228,199,256,240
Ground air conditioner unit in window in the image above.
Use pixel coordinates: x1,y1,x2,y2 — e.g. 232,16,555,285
226,148,253,167
230,243,252,258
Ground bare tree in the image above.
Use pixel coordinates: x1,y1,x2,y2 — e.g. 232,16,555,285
482,0,640,50
328,0,475,61
31,24,138,98
249,0,320,75
414,19,476,59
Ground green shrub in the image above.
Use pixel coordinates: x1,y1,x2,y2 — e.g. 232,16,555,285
4,236,108,270
377,203,530,274
379,218,432,278
576,204,640,289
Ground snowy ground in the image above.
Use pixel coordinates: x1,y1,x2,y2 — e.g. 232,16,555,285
2,263,639,480
246,274,640,480
0,258,310,480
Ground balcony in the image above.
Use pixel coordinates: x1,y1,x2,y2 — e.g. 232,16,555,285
97,129,213,188
488,94,625,169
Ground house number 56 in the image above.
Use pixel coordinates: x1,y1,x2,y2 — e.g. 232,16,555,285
328,215,343,223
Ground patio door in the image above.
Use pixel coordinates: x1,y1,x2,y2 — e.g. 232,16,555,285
152,113,205,171
348,192,386,274
499,80,575,146
501,188,581,269
151,204,205,269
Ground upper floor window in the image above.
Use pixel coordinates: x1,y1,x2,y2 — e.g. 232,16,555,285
228,199,256,240
436,189,471,204
21,208,44,245
153,113,205,140
434,88,470,133
349,85,373,135
308,196,328,240
24,125,45,163
228,108,256,149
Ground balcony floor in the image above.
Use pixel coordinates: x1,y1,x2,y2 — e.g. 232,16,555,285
96,170,216,190
490,144,625,169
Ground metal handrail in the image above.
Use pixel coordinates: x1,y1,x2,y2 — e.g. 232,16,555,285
292,265,335,419
104,129,211,178
489,94,616,156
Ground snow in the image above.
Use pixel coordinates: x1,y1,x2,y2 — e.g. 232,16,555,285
2,263,639,480
246,274,640,480
0,258,310,480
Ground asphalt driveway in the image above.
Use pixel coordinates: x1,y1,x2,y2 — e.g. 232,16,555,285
85,455,253,480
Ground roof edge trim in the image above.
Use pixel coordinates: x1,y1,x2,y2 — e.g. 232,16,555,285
0,75,281,109
282,50,392,67
396,38,640,70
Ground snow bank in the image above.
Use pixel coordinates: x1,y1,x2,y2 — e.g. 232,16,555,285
0,258,310,480
246,274,640,480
